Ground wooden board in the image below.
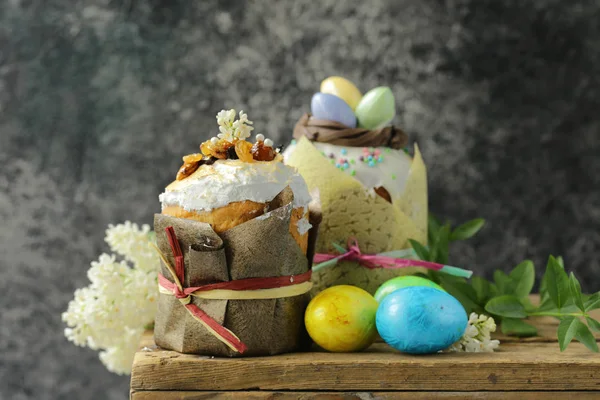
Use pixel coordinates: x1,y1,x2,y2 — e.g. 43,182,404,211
130,298,600,397
131,392,600,399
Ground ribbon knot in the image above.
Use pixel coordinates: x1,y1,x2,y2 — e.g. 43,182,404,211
313,237,473,278
176,293,191,305
346,238,362,257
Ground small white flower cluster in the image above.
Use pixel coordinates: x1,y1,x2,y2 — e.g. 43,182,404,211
449,313,500,353
62,222,160,375
215,109,254,142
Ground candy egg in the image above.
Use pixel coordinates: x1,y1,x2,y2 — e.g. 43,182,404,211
305,285,378,352
376,286,467,354
355,86,396,130
320,76,363,110
311,93,357,128
374,276,445,303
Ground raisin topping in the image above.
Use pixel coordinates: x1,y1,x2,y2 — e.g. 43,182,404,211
251,141,276,161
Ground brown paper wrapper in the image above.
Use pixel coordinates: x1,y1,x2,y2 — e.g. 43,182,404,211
154,188,321,357
293,113,408,149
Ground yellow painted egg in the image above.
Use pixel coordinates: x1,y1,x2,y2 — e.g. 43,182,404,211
305,285,378,352
320,76,363,110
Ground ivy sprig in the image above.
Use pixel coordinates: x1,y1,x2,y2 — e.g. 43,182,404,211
411,214,600,352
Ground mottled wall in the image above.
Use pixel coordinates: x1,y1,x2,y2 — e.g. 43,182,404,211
1,0,599,399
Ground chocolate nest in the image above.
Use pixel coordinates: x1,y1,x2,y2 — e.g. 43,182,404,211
292,113,408,149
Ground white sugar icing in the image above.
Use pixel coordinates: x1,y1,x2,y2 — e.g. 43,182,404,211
283,142,413,201
159,160,312,212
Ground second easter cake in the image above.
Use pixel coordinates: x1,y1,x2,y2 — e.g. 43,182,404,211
284,77,428,294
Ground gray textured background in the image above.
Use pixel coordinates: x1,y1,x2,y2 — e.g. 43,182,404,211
1,0,599,399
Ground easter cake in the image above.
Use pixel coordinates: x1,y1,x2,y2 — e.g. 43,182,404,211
160,110,313,250
154,109,320,357
284,77,428,294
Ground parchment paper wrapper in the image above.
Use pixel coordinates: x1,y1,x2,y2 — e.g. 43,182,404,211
285,136,428,295
154,188,321,357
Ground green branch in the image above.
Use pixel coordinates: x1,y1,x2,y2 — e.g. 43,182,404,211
412,213,600,353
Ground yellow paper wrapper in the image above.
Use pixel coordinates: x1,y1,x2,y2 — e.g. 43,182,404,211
285,137,428,294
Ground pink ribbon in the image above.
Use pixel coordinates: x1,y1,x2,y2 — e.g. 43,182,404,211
314,238,448,271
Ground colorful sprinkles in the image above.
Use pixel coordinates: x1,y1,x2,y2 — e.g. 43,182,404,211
327,147,389,172
316,145,409,183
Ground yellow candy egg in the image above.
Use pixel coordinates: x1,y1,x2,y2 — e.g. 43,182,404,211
320,76,363,110
305,285,378,352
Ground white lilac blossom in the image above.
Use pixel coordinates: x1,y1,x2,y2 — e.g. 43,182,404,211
448,313,500,353
62,222,159,375
104,221,159,273
216,109,254,141
232,110,254,140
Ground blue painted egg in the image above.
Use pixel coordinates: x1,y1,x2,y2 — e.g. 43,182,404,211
311,92,357,128
376,286,467,354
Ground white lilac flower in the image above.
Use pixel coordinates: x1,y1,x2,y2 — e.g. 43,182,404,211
62,222,159,375
232,110,253,140
216,109,236,141
105,222,159,273
448,313,500,353
216,109,236,127
216,109,254,141
99,327,144,375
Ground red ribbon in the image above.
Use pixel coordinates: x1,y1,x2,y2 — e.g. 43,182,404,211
158,270,313,299
313,237,446,270
159,226,312,354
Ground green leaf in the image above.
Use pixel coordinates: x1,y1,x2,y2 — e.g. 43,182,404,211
450,218,485,241
568,272,585,312
428,214,441,242
558,317,579,352
519,296,537,313
586,317,600,333
471,276,492,304
539,271,550,303
509,260,535,298
488,282,499,298
409,239,430,262
428,237,439,265
436,224,451,264
501,318,538,337
485,295,527,318
575,323,599,353
556,256,565,268
582,293,592,303
537,295,556,312
493,270,513,295
585,293,600,311
544,255,570,309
